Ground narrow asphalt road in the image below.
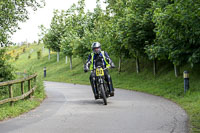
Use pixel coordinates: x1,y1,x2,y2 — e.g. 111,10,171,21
0,81,189,133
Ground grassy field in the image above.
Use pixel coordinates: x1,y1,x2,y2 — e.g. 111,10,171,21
6,44,200,132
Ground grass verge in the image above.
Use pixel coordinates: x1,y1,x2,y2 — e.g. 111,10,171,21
0,45,45,121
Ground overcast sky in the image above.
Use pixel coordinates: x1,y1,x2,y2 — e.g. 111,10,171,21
11,0,106,44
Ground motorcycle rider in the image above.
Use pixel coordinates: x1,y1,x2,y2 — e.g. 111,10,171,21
84,42,115,99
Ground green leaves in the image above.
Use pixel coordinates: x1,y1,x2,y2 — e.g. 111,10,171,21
144,44,167,60
152,0,200,66
0,48,15,82
0,0,44,45
40,0,200,69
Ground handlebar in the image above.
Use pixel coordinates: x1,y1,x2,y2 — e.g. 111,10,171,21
103,67,110,70
92,66,113,71
85,66,115,73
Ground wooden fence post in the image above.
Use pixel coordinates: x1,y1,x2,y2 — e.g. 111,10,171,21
33,77,36,96
28,80,32,98
0,74,37,106
9,85,13,106
21,82,24,95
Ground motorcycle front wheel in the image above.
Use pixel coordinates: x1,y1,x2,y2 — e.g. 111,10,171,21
100,84,107,105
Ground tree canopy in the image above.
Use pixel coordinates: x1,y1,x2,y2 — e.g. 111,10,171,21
40,0,200,75
0,0,44,46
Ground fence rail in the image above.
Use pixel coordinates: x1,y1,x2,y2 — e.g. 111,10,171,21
0,74,37,106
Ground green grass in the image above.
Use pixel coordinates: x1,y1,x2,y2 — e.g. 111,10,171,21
0,77,45,120
0,44,45,121
6,44,200,132
0,99,41,121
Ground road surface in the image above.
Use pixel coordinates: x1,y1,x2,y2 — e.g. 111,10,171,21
0,81,189,133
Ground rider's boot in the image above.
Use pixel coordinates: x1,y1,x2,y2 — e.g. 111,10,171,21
90,78,98,99
107,75,114,97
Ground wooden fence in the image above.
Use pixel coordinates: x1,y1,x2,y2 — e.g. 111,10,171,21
0,74,37,106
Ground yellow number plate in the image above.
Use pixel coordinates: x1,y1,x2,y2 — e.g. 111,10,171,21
96,68,104,76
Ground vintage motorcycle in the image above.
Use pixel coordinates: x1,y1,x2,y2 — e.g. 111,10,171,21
93,57,113,105
95,66,110,105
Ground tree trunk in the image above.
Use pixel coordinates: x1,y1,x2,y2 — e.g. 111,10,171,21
136,57,140,74
66,56,68,64
70,56,72,70
57,52,59,62
174,64,180,77
153,59,157,76
118,56,122,72
48,48,51,60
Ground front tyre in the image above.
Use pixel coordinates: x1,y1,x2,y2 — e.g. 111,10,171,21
100,84,107,105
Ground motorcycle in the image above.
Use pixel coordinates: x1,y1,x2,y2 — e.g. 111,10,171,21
94,66,110,105
85,56,114,105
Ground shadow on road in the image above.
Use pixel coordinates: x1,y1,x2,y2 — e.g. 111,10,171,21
68,99,110,105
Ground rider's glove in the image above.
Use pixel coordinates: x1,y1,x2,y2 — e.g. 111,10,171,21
84,65,89,72
111,62,115,68
106,57,112,64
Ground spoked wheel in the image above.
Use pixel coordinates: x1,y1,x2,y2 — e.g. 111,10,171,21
100,84,107,105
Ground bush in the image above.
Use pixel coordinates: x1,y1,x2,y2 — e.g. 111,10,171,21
15,54,19,60
28,54,31,59
37,50,41,59
0,48,15,82
22,48,26,53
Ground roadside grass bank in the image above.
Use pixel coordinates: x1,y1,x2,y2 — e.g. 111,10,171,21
0,76,45,121
12,44,200,132
0,45,45,121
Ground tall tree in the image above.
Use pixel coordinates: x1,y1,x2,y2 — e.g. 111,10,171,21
104,0,129,72
125,0,155,73
47,10,65,62
153,0,200,76
106,0,156,73
71,0,91,62
38,25,52,60
60,5,77,70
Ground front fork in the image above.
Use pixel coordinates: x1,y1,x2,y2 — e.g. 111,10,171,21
98,77,109,97
97,78,103,95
